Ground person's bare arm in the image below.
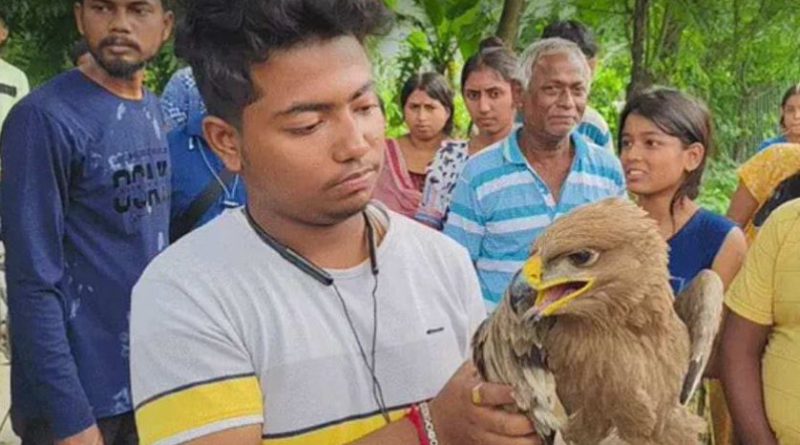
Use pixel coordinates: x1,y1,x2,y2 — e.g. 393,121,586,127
704,228,748,378
183,363,541,445
355,362,540,445
726,181,759,227
184,424,263,445
711,228,747,291
55,425,104,445
720,311,777,445
178,416,417,445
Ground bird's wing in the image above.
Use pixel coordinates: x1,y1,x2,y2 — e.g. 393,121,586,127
473,300,567,444
673,269,724,404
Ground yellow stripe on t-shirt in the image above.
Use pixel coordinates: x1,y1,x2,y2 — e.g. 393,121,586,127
263,407,409,445
136,374,263,445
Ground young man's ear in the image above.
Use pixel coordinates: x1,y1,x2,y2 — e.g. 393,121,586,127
203,116,245,173
74,2,86,36
160,10,175,45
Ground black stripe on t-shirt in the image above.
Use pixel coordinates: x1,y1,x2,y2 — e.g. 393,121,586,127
262,400,424,439
0,83,18,98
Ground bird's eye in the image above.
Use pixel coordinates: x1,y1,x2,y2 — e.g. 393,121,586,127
567,250,598,267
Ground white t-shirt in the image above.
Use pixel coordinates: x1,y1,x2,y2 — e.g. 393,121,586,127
131,203,486,445
0,58,29,138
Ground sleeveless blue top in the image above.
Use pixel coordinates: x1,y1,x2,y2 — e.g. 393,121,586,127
668,209,736,295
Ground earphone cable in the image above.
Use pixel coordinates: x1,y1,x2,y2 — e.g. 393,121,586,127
368,272,389,422
244,207,389,423
332,280,390,424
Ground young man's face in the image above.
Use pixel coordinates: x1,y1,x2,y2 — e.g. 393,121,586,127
235,36,385,226
74,0,173,79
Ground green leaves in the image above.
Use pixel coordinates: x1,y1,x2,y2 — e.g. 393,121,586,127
387,0,494,78
697,157,740,214
380,0,500,137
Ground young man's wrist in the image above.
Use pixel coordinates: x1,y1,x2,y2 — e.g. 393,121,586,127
407,402,440,445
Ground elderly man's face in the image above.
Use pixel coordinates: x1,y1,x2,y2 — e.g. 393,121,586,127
518,53,588,144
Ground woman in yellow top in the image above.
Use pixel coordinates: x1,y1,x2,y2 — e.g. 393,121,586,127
721,198,800,444
726,143,800,243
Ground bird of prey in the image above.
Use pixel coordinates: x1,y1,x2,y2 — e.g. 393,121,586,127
473,198,723,445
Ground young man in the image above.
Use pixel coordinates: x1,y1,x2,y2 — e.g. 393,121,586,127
0,1,173,443
0,7,29,363
0,10,30,139
130,1,541,445
542,20,613,152
443,38,625,308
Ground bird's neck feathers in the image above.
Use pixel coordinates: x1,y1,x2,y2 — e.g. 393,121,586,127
551,280,675,334
626,291,676,333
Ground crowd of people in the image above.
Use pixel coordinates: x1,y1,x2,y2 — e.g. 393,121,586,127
0,0,798,445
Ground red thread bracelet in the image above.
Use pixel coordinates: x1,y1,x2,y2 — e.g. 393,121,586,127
407,404,430,445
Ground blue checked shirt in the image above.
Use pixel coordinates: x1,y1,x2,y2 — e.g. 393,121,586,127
443,129,626,308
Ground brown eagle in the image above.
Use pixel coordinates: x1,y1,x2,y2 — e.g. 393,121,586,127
472,198,723,445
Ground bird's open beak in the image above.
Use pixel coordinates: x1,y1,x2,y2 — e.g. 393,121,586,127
516,255,594,320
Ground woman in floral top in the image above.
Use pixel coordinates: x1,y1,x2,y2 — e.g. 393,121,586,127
416,37,518,229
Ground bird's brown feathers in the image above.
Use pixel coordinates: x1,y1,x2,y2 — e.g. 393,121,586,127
473,198,717,445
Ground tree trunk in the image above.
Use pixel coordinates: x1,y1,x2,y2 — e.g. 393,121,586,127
496,0,526,48
731,0,748,161
627,0,651,99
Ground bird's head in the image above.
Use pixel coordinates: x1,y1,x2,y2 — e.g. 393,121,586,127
508,198,670,323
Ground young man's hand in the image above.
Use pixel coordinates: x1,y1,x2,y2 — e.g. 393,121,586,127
56,424,104,445
429,362,542,445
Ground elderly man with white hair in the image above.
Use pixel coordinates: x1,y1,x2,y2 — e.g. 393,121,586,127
443,37,626,310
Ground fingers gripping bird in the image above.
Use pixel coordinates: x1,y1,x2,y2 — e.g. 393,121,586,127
472,198,723,445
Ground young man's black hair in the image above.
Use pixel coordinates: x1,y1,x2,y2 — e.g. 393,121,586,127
175,0,392,127
541,19,598,59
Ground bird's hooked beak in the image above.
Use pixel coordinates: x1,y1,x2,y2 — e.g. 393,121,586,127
511,255,594,321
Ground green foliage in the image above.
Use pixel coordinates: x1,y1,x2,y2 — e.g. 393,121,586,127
697,157,740,215
371,50,408,139
382,0,505,138
397,0,487,73
391,0,499,84
2,0,78,86
568,0,800,161
143,41,182,94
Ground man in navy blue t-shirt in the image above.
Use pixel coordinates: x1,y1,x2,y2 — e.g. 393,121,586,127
0,1,173,444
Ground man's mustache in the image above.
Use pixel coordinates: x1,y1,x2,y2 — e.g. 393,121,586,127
99,37,141,52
